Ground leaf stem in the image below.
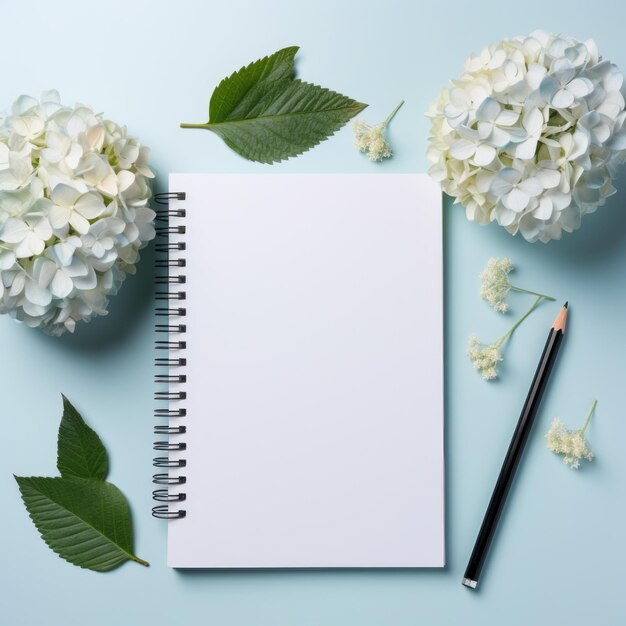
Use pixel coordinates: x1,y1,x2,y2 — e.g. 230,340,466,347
509,285,556,301
383,100,405,127
180,123,209,129
130,554,150,567
494,295,543,348
580,399,597,435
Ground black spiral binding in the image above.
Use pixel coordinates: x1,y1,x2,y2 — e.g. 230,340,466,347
153,191,187,520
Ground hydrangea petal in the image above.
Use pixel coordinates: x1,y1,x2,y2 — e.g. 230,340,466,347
515,137,538,160
75,192,105,219
489,168,520,196
11,95,38,115
35,257,56,288
568,77,594,98
449,138,476,160
551,191,572,211
503,188,530,212
489,127,511,148
551,88,575,109
53,242,78,266
496,109,519,126
71,265,97,291
494,204,518,226
533,197,554,220
0,218,29,244
50,269,73,298
68,212,90,235
518,214,541,241
539,76,559,102
25,276,52,306
523,107,543,134
15,232,44,258
475,97,501,122
32,218,52,241
0,249,16,270
51,183,81,208
474,143,496,166
9,271,25,296
517,177,543,197
49,204,71,230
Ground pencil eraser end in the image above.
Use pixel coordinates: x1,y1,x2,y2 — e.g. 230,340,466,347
462,578,478,589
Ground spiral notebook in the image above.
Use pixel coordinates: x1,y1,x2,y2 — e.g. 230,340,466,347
153,173,444,568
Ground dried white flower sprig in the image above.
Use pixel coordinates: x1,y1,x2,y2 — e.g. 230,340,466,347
353,100,404,161
546,400,597,469
427,30,626,243
468,295,543,380
469,258,555,380
480,257,555,312
467,335,502,381
467,258,554,380
0,91,155,335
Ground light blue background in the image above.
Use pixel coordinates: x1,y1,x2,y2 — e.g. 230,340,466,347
1,0,625,624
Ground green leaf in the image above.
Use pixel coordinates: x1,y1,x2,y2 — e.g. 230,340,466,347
57,395,108,480
15,476,149,572
15,395,148,572
181,46,367,163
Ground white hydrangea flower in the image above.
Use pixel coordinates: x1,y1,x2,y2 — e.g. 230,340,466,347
427,31,626,243
546,400,596,469
0,91,155,335
353,101,404,161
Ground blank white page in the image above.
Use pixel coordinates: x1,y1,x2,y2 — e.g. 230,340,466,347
166,173,444,568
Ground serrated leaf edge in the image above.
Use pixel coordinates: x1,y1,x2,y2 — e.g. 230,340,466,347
182,46,368,163
57,394,108,480
14,476,149,571
210,45,300,104
198,80,367,164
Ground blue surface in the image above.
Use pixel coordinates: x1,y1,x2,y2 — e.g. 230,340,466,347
2,1,625,624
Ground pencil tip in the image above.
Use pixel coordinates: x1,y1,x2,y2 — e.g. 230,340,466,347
553,302,568,332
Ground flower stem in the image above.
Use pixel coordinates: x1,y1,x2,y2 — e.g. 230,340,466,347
382,100,405,128
580,399,597,435
180,123,209,129
495,295,543,347
509,285,556,301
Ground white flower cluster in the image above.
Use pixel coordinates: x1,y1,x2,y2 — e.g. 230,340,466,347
480,257,514,312
353,101,404,161
546,400,597,469
546,418,594,469
0,91,155,335
353,120,392,161
467,334,502,380
427,30,626,242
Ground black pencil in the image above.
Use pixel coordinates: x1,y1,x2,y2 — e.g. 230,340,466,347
462,302,569,590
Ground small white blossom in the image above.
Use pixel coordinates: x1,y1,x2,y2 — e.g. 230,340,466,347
0,91,155,335
353,101,404,161
546,400,596,469
467,335,502,380
0,213,53,258
480,258,514,312
427,31,626,243
353,121,392,161
479,257,554,312
49,185,106,235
